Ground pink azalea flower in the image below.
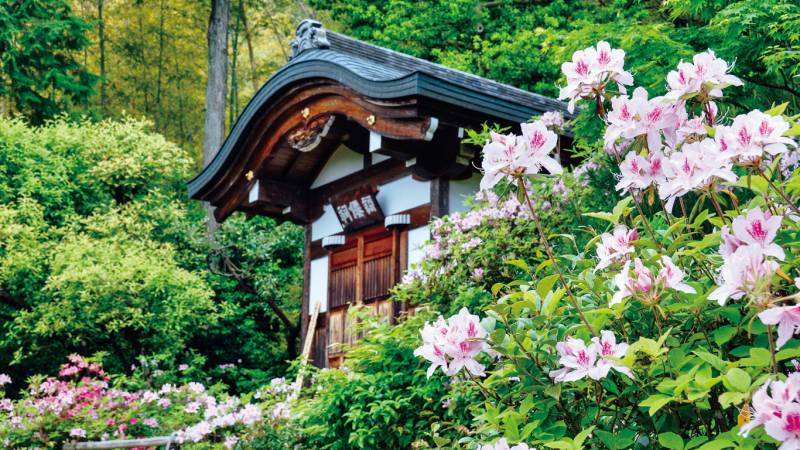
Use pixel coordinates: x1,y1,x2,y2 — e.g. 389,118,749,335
675,114,708,146
611,257,694,306
551,331,633,382
604,95,639,146
549,337,598,382
658,138,737,210
739,375,800,437
479,438,531,450
444,308,491,377
518,121,562,175
708,246,779,305
726,110,796,162
665,51,741,101
615,150,665,193
414,308,491,378
719,224,746,258
595,225,638,272
591,330,634,379
540,111,564,130
70,428,87,438
628,87,681,151
729,208,785,260
765,402,800,449
0,374,11,386
480,132,521,190
665,61,702,100
759,305,800,349
657,256,696,294
558,41,633,113
610,259,653,306
413,317,450,378
479,121,561,191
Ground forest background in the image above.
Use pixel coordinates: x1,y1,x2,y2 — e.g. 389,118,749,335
0,0,798,398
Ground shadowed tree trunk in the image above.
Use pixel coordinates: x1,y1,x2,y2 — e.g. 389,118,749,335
97,0,106,115
203,0,230,234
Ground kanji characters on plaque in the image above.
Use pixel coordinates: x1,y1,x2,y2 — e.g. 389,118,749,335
330,186,384,231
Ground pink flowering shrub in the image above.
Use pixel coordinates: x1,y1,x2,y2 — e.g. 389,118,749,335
0,355,271,449
411,41,800,449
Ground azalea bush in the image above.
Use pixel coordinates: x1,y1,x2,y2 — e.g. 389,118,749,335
0,355,279,449
412,42,800,450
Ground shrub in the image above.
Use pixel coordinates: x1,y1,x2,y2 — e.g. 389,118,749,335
409,42,800,450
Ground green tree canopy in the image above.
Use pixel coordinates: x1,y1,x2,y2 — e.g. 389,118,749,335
0,0,96,123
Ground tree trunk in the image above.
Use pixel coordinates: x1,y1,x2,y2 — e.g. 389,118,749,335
239,1,259,93
203,0,230,234
97,0,106,115
154,0,166,131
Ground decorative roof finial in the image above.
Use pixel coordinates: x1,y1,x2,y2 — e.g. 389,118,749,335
290,19,330,59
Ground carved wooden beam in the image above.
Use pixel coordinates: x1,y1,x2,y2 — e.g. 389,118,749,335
211,85,440,220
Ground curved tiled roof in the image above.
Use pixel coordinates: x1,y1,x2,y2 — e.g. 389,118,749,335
188,19,568,200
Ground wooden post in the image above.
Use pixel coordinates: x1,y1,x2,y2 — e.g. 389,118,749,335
295,301,320,394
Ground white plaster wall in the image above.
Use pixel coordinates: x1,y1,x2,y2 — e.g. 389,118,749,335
372,153,391,164
309,256,329,313
407,226,430,269
376,175,430,216
311,204,344,241
449,172,481,214
311,174,430,241
310,146,364,188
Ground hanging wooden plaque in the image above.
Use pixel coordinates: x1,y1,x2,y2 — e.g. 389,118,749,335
330,185,384,232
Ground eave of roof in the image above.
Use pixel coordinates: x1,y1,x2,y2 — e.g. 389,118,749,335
188,20,569,201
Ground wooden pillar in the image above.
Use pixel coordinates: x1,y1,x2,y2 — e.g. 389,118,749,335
430,177,449,217
355,235,364,305
300,225,312,358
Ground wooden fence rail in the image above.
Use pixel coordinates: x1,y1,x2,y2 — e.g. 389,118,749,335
63,436,177,449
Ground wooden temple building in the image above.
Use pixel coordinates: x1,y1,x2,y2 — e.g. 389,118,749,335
188,19,568,368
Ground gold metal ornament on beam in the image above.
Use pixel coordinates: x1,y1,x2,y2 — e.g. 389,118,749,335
366,114,376,126
245,170,254,181
301,107,311,119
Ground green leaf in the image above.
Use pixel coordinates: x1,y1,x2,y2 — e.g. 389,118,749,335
505,259,530,271
685,436,709,450
723,368,751,392
574,426,595,447
765,102,788,116
718,391,748,408
611,197,632,222
583,211,616,224
712,326,738,346
504,413,520,441
658,432,685,450
693,351,727,371
536,274,560,298
640,394,674,415
735,175,768,195
544,441,573,450
695,439,735,450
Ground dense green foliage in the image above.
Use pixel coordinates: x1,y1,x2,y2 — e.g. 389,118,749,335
0,117,302,394
0,0,96,123
312,0,800,150
291,308,476,449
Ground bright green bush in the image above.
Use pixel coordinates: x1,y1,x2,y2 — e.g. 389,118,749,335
0,117,302,393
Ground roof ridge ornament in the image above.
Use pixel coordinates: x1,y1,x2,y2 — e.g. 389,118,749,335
290,19,330,59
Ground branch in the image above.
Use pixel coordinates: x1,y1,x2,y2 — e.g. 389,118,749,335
741,74,800,99
206,254,297,333
0,290,26,310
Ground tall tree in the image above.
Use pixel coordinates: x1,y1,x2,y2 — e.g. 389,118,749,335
96,0,106,115
0,0,96,123
203,0,230,232
203,0,229,167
